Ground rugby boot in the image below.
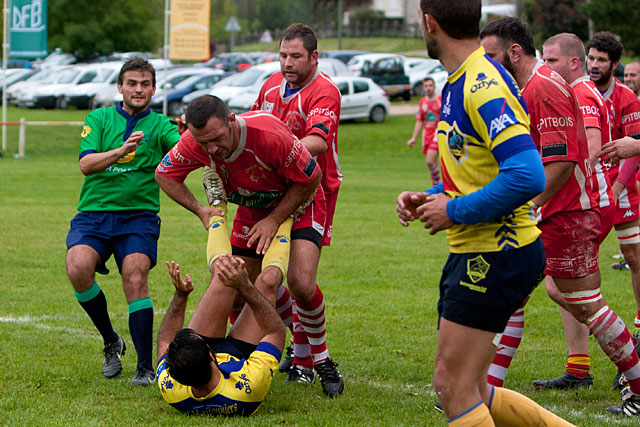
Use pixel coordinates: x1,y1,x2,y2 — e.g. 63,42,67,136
278,339,294,373
202,165,227,207
284,365,315,384
315,357,344,397
102,335,126,378
533,372,592,389
129,367,155,386
606,386,640,416
613,338,640,390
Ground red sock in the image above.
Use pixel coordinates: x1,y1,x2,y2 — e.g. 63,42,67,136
291,305,313,369
275,284,293,332
295,284,329,364
488,309,524,387
229,310,240,326
589,306,640,393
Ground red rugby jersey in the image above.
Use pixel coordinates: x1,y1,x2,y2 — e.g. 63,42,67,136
156,111,321,210
523,64,596,219
416,95,441,145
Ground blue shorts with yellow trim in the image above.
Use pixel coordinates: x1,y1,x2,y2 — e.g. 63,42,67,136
437,237,544,333
66,210,160,273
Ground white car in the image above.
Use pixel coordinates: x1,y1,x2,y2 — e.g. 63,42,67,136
407,59,448,96
226,60,353,114
60,62,122,109
334,76,389,123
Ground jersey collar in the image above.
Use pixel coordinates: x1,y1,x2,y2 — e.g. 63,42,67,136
279,68,321,102
115,102,151,141
225,115,247,162
447,46,485,84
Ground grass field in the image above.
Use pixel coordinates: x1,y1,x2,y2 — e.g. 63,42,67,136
0,105,638,425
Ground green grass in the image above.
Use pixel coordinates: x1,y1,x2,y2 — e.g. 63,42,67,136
0,106,639,425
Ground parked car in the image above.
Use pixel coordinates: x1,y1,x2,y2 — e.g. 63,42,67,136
334,76,389,123
0,69,36,102
61,62,122,109
226,60,352,114
6,68,57,104
246,52,278,65
149,70,230,115
319,50,369,64
32,64,112,109
196,53,254,72
208,62,280,106
348,54,411,100
407,59,448,96
15,66,77,108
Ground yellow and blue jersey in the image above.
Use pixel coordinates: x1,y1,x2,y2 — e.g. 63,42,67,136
156,342,281,416
437,47,540,253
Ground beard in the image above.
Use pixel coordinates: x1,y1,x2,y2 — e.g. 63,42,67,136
593,65,613,86
425,35,441,60
501,54,517,80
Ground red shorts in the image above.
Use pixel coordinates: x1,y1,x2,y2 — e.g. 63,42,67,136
539,210,600,279
231,190,326,251
422,131,438,155
614,178,640,225
599,203,615,244
321,189,338,246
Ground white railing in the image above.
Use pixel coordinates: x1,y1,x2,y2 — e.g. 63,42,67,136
0,118,84,158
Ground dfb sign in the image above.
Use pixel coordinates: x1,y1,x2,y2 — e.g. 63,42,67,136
10,0,48,58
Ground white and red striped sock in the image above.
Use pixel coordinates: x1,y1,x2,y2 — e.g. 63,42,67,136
487,309,525,387
588,305,640,394
429,165,441,186
275,284,293,331
291,305,313,369
295,284,329,364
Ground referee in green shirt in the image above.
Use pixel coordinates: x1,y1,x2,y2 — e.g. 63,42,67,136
65,57,180,386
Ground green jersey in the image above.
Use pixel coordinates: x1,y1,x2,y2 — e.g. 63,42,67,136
77,104,180,212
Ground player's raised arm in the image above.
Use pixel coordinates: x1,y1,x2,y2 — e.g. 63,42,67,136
156,261,194,360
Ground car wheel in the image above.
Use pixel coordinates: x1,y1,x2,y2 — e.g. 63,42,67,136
168,101,182,117
413,83,425,97
88,96,97,110
369,105,386,123
54,97,66,109
402,91,411,101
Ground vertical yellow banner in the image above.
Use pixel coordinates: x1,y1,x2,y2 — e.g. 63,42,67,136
170,0,210,60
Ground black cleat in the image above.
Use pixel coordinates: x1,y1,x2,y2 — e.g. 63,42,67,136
284,365,315,384
533,372,592,389
129,367,155,386
315,357,344,397
613,338,640,390
606,386,640,416
434,401,444,413
279,340,294,373
102,335,126,378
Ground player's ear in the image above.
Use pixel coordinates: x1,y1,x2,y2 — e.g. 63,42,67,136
425,13,437,34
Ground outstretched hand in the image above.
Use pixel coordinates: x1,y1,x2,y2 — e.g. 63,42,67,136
166,261,194,295
214,255,252,291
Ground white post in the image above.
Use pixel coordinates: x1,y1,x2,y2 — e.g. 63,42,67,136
2,0,9,152
18,117,25,157
163,0,170,116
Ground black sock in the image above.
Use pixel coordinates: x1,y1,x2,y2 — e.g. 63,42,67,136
128,297,153,371
74,282,118,346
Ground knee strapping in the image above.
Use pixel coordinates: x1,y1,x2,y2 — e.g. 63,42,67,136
617,226,640,245
562,288,602,305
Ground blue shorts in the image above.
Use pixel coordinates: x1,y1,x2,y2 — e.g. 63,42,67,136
437,237,545,333
66,210,161,273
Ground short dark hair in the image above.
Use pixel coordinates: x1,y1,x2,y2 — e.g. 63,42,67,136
185,95,230,129
587,31,623,64
480,17,536,57
280,23,317,57
419,0,481,40
165,329,213,388
423,77,435,84
118,56,156,86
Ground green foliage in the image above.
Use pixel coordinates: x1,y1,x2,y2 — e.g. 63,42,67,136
0,106,639,425
525,0,589,48
582,0,640,55
48,0,159,59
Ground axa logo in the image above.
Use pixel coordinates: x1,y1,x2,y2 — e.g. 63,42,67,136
490,114,516,139
624,210,634,218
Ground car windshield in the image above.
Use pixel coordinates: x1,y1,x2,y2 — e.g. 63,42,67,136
230,68,264,87
91,68,116,83
57,69,80,83
174,73,208,90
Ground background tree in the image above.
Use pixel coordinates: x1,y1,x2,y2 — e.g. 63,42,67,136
524,0,589,48
48,0,160,59
582,0,640,55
